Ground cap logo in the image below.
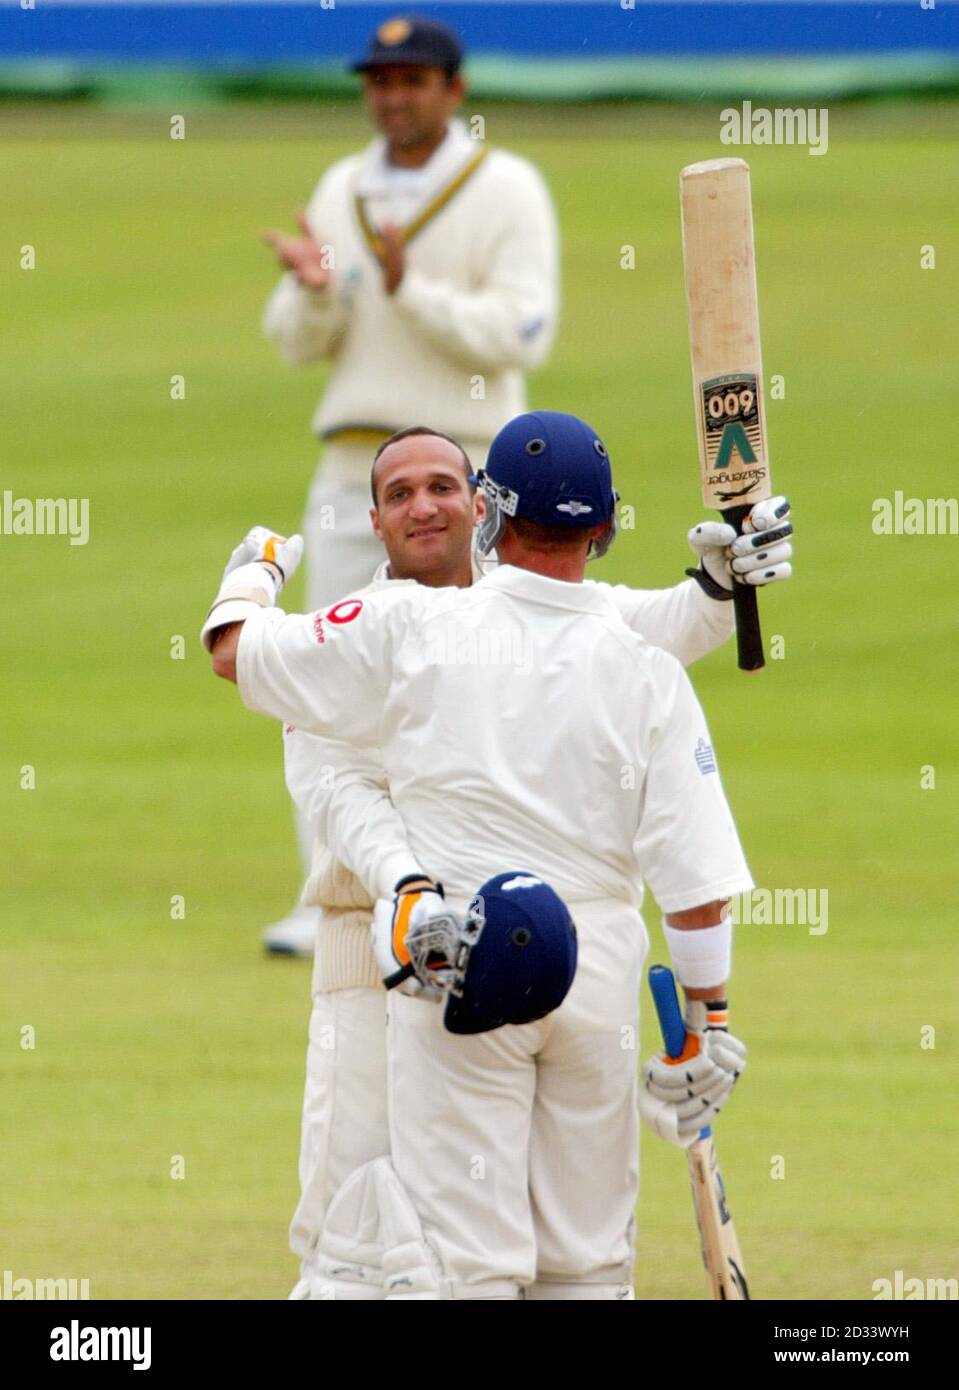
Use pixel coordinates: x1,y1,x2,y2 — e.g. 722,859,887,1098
556,500,593,516
501,875,543,891
378,18,412,46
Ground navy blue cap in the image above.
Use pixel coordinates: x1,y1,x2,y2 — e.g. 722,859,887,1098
478,410,617,532
352,15,463,75
444,873,578,1036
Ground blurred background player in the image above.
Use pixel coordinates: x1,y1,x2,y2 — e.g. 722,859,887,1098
260,14,559,955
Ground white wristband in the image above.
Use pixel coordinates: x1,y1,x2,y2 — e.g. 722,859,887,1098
662,916,732,990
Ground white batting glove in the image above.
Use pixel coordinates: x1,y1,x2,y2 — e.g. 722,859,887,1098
222,525,304,588
687,495,793,596
371,878,453,1000
201,525,304,652
640,999,747,1148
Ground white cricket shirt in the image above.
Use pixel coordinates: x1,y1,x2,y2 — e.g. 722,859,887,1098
238,567,753,913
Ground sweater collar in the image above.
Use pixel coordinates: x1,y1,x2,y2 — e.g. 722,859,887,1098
356,118,477,202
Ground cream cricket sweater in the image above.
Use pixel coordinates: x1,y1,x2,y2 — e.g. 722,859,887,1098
262,120,559,448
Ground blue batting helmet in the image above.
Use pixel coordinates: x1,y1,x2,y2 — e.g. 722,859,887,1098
472,410,619,560
443,872,578,1035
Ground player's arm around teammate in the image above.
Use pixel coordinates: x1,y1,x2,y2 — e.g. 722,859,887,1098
202,412,758,1299
267,425,770,1295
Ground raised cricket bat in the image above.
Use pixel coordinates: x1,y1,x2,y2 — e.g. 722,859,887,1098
648,964,750,1301
681,157,771,672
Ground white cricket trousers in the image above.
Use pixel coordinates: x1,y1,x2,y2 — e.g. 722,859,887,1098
289,986,389,1270
387,898,649,1300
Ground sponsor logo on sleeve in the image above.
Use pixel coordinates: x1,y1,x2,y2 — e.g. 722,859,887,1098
326,598,364,625
694,737,717,774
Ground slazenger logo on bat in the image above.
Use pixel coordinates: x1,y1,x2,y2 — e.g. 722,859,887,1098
715,479,762,504
706,467,767,503
708,471,763,484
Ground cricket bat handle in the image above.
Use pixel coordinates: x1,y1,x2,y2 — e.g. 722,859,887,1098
648,965,708,1137
723,504,764,673
648,963,689,1061
648,964,751,1301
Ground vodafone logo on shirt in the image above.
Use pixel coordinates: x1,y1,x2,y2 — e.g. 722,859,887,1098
313,598,363,644
326,599,364,625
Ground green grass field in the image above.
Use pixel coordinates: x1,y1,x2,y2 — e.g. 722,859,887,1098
1,100,957,1300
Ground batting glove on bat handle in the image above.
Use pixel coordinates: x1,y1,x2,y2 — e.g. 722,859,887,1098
729,495,793,586
642,966,747,1146
686,496,793,598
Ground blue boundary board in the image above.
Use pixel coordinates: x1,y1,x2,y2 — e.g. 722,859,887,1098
0,3,957,64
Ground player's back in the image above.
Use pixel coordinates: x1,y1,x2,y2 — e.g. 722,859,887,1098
378,565,680,906
235,562,745,913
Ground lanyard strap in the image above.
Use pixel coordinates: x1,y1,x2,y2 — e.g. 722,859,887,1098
354,145,490,257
